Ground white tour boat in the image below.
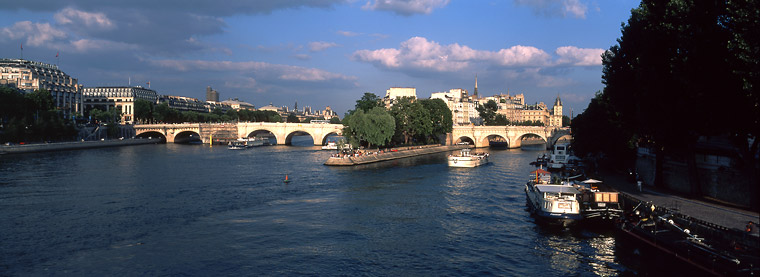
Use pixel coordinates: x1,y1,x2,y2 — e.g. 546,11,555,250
228,141,247,150
448,148,489,167
322,141,339,150
548,143,570,170
524,167,583,227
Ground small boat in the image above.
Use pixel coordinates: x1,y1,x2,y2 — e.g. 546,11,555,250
228,141,247,150
575,179,623,223
529,153,548,167
448,148,489,167
237,137,270,147
322,141,338,150
524,167,583,227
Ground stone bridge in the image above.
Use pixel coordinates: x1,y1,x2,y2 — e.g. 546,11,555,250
134,122,343,145
448,125,571,149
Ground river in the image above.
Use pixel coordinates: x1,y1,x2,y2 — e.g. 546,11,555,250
1,137,634,275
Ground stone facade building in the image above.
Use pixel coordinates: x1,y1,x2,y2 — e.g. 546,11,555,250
0,59,82,118
82,86,158,124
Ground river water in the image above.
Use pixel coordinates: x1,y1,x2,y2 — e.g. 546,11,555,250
1,138,634,276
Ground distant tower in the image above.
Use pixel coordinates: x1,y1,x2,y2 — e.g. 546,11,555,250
473,74,479,97
206,86,219,102
553,94,563,117
294,100,298,113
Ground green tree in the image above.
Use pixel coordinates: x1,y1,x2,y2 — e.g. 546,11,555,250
571,92,635,168
494,114,509,126
354,92,382,113
342,107,394,149
476,100,504,126
390,97,431,145
25,89,54,112
329,116,341,124
598,0,759,204
561,115,571,127
419,98,453,144
134,99,153,124
225,109,239,122
0,86,25,124
286,113,299,123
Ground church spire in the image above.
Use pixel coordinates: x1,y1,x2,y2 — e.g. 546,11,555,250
474,74,478,97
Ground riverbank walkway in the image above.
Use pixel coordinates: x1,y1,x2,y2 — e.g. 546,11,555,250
324,144,469,166
598,169,758,238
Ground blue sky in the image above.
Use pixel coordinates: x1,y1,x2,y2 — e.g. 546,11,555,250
0,0,640,117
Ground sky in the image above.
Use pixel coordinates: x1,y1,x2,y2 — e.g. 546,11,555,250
0,0,641,117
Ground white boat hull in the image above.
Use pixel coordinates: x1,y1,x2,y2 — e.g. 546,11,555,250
524,183,583,226
448,156,489,167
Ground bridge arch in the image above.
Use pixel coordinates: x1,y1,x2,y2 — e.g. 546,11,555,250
284,130,316,145
245,129,278,144
320,131,342,145
453,135,476,145
173,131,201,144
481,134,509,148
135,131,166,142
551,134,573,146
515,133,548,149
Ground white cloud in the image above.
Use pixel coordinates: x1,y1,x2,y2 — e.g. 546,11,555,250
293,54,311,60
308,41,339,52
555,46,603,66
337,30,360,37
68,38,139,53
352,36,552,72
562,0,587,18
149,59,357,82
225,77,258,89
362,0,450,16
1,21,67,46
514,0,588,19
54,7,115,30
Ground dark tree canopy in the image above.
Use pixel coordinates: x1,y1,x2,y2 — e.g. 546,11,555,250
575,0,759,204
286,113,299,123
419,98,453,143
476,100,510,126
342,107,394,149
390,97,432,145
354,92,382,113
0,87,76,142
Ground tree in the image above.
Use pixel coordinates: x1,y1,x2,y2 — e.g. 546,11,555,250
419,98,453,144
354,92,382,113
329,116,341,124
225,109,239,122
494,114,509,126
561,115,571,127
134,99,153,124
342,107,394,149
390,97,431,145
153,103,172,123
286,113,299,123
599,0,759,204
571,92,635,168
476,100,503,126
0,86,25,124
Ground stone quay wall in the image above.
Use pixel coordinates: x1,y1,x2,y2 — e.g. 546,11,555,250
0,138,162,155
